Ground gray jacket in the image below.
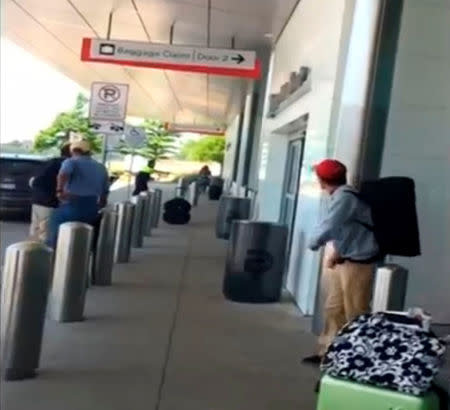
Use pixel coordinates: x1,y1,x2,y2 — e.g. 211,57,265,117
309,185,379,261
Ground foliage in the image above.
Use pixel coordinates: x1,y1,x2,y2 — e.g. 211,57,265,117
33,93,102,153
180,136,225,164
117,119,177,170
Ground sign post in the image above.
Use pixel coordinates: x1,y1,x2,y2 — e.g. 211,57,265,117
122,125,147,199
82,38,260,79
89,81,129,164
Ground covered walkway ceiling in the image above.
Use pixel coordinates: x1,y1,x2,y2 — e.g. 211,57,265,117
4,0,298,126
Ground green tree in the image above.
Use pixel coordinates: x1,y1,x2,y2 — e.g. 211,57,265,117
118,119,177,169
181,136,225,164
33,93,102,153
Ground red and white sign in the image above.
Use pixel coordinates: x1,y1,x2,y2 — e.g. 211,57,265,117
165,123,225,136
81,38,261,79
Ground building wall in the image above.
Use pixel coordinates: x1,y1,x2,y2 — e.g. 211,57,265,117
247,47,274,190
257,0,348,313
224,46,273,191
222,115,241,181
329,0,382,181
236,85,255,186
380,0,450,322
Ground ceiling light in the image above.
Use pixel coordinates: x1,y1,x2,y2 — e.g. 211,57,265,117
264,33,274,38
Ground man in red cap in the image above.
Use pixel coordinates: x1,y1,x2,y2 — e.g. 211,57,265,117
303,159,379,366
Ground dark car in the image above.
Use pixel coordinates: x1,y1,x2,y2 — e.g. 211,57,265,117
0,154,48,217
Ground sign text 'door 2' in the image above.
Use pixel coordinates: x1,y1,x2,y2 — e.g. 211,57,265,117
81,38,260,79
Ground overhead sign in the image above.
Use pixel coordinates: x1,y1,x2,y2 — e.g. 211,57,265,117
124,125,146,148
89,81,129,122
81,38,261,79
89,119,125,135
165,123,225,136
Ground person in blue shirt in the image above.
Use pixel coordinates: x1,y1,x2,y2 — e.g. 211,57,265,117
47,140,109,249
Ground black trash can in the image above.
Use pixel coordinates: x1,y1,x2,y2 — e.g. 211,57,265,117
210,177,224,187
216,196,251,239
209,177,224,200
223,221,288,303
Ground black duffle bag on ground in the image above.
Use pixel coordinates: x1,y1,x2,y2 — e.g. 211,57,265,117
164,197,191,213
321,312,446,396
163,198,191,225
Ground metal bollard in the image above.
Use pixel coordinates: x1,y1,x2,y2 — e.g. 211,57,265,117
48,222,93,322
189,182,199,207
131,194,146,248
151,188,163,228
1,242,53,381
114,201,135,263
142,191,154,237
372,264,408,312
92,209,118,286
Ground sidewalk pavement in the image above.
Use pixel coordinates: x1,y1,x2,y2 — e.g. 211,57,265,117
1,191,319,410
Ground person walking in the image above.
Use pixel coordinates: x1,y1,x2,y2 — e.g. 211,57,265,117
302,159,379,366
198,165,212,193
199,165,212,177
132,161,153,196
29,143,71,243
47,140,109,249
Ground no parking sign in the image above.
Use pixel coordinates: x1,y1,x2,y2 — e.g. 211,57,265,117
89,82,129,135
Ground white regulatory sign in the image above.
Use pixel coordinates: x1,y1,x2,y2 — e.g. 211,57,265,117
89,119,125,135
89,82,129,122
124,125,146,148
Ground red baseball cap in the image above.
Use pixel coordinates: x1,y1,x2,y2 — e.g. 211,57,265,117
314,159,347,182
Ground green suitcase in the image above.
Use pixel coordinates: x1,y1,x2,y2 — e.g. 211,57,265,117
317,376,440,410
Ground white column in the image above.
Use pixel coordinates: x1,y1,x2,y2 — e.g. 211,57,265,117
330,0,383,183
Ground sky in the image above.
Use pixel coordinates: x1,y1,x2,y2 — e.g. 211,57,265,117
0,37,84,143
0,37,202,148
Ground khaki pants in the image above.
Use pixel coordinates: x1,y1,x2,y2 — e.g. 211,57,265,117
29,204,53,243
318,244,374,356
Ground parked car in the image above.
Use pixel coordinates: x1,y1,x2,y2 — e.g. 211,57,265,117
0,154,48,217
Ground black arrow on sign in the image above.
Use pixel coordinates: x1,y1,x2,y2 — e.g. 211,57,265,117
231,54,245,64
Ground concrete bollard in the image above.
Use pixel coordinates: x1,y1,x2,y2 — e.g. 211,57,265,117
189,182,199,207
372,265,408,313
1,241,53,380
92,209,118,286
175,179,186,198
142,191,154,237
114,201,135,263
151,188,163,228
131,194,146,248
48,222,93,322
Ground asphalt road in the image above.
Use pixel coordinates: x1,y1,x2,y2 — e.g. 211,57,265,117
0,218,29,263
